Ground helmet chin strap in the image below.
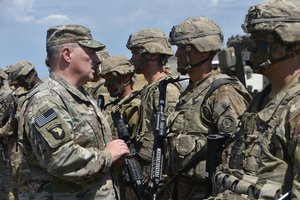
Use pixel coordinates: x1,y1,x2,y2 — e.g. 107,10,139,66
259,46,300,72
111,86,124,98
111,76,132,98
183,45,212,73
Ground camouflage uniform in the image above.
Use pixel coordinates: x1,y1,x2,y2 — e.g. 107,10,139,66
136,77,181,163
0,61,41,200
127,29,182,198
18,73,116,199
101,55,140,139
209,1,300,199
18,25,118,199
0,69,16,200
100,56,141,200
167,17,252,199
85,79,111,109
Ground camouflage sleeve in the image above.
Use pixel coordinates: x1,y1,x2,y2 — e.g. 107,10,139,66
0,117,14,137
24,94,112,184
286,101,300,198
165,83,181,115
202,84,250,134
122,98,141,138
0,95,16,137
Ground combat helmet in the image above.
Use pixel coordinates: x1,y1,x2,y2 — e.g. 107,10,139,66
102,56,135,98
126,28,173,56
96,47,110,75
6,60,35,81
97,48,110,63
242,0,300,43
101,55,134,76
169,16,224,52
242,0,300,72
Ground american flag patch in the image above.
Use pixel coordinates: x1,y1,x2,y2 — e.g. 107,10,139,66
35,108,58,128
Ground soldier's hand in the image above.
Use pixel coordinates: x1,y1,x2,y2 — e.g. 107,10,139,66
105,139,130,163
113,155,126,167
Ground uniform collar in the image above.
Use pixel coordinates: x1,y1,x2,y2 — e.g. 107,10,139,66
50,72,90,102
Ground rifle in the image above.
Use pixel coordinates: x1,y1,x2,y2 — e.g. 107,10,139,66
205,133,230,196
149,79,168,200
278,192,290,200
111,106,145,200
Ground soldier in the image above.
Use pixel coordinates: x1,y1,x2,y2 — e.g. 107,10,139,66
18,24,129,199
84,47,111,109
126,28,182,197
210,0,300,199
3,61,42,199
0,68,11,129
101,55,142,199
0,68,16,200
166,16,252,199
101,55,140,137
6,60,42,106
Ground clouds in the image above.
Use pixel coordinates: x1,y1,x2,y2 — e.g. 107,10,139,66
0,0,68,25
0,0,262,78
0,0,34,22
36,14,69,25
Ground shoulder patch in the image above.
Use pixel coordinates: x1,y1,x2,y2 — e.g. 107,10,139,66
47,122,65,140
35,108,58,128
218,115,236,133
166,105,176,114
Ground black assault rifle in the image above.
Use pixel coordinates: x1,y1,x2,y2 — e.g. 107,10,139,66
149,77,189,199
149,79,168,200
205,133,230,196
111,106,145,200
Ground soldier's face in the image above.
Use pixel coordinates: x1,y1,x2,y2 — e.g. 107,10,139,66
70,45,100,84
130,48,144,74
250,32,286,74
175,45,206,75
104,72,122,97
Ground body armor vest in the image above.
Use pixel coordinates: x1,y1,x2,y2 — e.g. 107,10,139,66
225,75,300,198
167,73,239,179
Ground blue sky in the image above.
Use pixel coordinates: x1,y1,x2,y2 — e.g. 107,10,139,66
0,0,261,78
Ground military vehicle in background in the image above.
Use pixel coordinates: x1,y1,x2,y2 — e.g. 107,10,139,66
218,34,268,95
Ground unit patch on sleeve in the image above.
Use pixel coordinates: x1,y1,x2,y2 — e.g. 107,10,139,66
218,115,236,133
47,123,65,140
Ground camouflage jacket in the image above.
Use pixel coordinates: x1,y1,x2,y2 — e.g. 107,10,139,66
166,71,251,196
219,73,300,199
136,75,182,164
84,79,111,109
0,84,14,137
103,90,141,140
19,73,116,200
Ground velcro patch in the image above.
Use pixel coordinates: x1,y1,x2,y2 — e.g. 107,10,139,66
35,108,57,127
47,123,65,140
219,116,236,133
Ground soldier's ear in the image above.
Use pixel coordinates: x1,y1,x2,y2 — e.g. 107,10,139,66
61,46,72,63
